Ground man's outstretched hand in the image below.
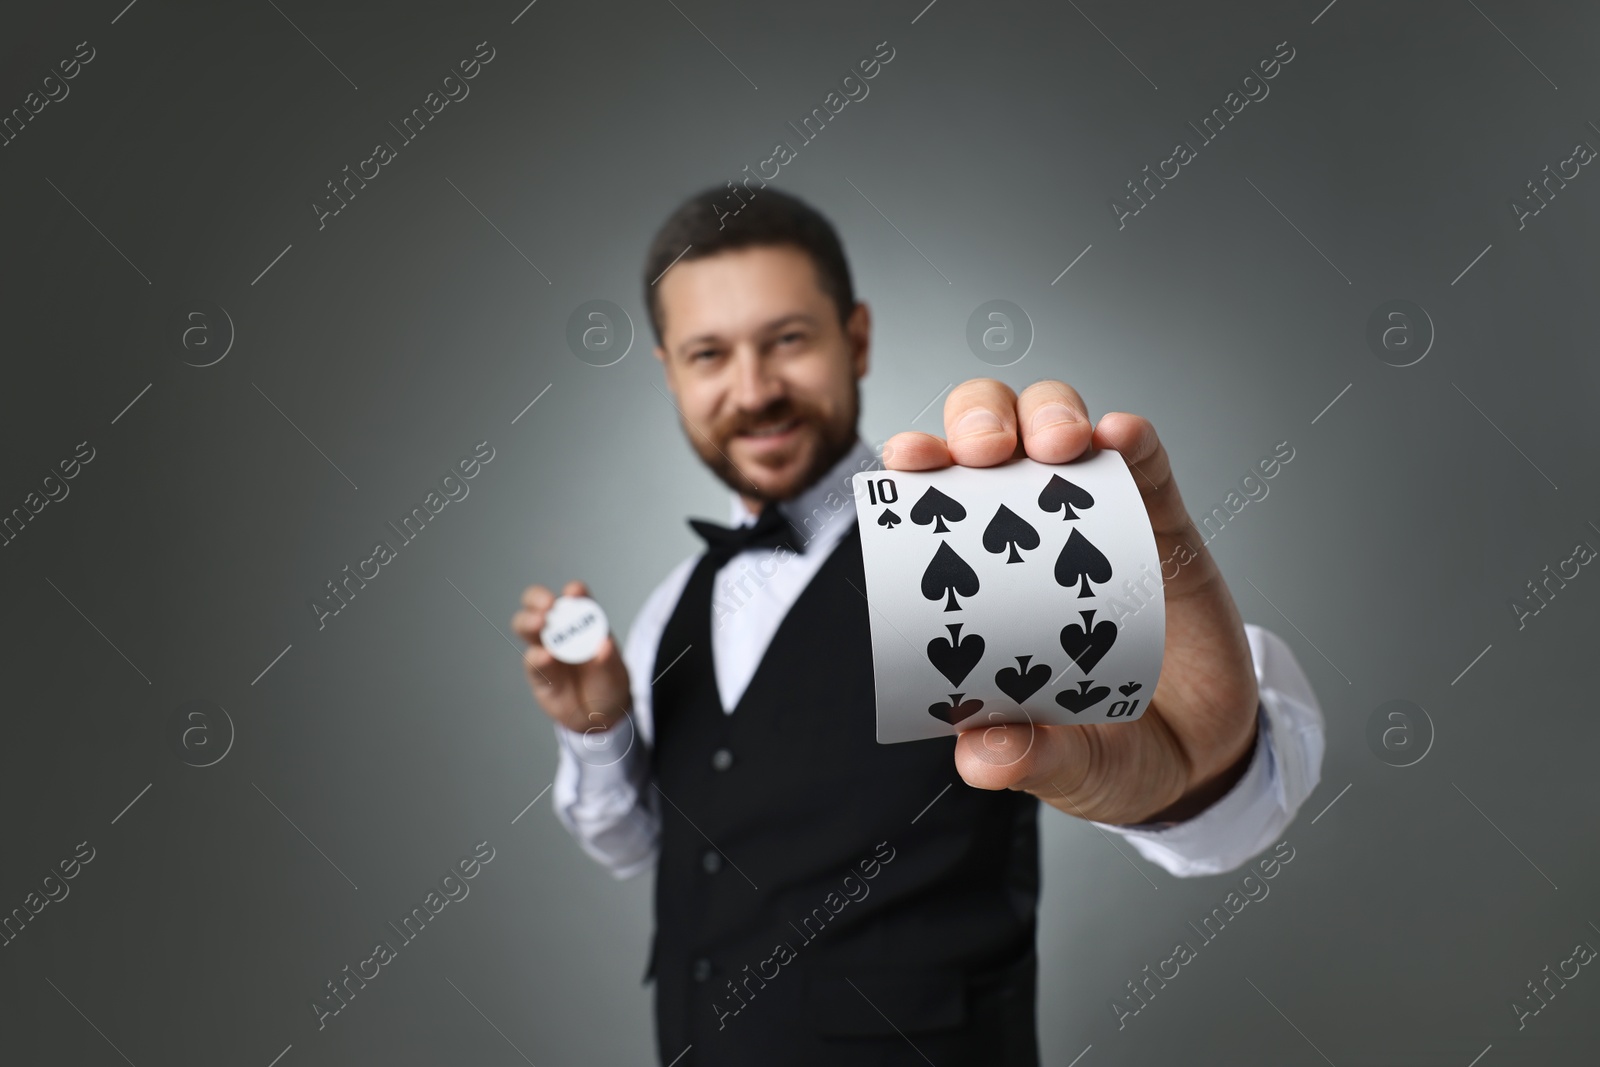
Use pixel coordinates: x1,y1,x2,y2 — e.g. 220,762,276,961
512,580,632,735
883,379,1260,827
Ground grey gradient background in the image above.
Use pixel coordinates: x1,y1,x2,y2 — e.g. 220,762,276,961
2,0,1597,1064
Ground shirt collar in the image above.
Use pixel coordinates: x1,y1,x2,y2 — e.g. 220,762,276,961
726,438,878,550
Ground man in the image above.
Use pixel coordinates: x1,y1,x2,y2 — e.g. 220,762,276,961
513,187,1324,1066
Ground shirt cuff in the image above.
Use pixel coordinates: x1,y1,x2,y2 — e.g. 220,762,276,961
552,712,646,800
1088,625,1326,877
1094,702,1275,869
549,714,658,879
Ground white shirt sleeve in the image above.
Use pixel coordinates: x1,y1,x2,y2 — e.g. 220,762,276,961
548,556,695,880
1092,623,1326,877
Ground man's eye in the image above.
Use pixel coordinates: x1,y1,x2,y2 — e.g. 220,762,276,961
691,349,717,361
779,332,804,344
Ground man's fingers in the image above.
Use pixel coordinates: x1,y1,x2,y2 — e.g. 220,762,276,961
942,379,1019,467
1016,381,1092,464
511,609,545,644
882,431,951,471
523,641,557,676
953,721,1089,795
1093,411,1220,599
517,581,593,646
954,716,1191,823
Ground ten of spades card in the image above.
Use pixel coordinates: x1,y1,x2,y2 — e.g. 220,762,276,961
852,451,1166,744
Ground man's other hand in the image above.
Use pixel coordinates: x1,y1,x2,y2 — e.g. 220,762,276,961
513,580,633,735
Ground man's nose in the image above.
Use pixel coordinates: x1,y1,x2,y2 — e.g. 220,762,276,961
729,346,785,411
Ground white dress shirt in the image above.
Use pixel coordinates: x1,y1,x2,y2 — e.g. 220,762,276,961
550,439,1325,880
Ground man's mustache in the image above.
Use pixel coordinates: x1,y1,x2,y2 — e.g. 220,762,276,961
722,403,810,437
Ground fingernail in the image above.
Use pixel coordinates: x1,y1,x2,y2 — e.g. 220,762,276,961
953,408,1004,437
1031,403,1079,432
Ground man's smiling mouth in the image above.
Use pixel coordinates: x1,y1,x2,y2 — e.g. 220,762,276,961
738,418,800,439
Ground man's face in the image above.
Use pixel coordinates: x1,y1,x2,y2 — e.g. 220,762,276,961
653,243,870,507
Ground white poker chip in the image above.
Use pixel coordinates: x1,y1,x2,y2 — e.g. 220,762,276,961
541,595,609,664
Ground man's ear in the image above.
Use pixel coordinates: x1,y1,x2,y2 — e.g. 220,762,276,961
846,302,871,379
654,343,679,394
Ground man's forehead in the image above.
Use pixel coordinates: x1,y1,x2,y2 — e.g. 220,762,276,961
658,244,827,344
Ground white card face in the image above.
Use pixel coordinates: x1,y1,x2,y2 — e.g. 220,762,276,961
852,451,1165,744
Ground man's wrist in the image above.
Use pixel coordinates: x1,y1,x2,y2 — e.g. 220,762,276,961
556,700,632,736
556,706,634,747
1129,706,1261,828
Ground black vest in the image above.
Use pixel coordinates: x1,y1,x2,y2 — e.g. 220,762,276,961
646,519,1041,1067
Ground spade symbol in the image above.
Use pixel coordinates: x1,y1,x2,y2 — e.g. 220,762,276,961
995,655,1051,705
1059,609,1117,674
1055,680,1111,714
927,623,985,687
921,542,980,612
910,487,967,534
928,693,985,725
1038,474,1094,520
982,504,1040,564
1118,682,1142,697
877,509,902,530
1054,528,1112,598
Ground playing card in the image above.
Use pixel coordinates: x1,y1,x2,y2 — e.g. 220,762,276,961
852,451,1165,743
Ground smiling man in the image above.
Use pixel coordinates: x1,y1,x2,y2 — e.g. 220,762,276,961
654,239,864,507
513,186,1325,1067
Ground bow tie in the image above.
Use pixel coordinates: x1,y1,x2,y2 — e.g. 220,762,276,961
689,503,806,566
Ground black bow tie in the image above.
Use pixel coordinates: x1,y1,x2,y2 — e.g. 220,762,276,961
689,503,806,566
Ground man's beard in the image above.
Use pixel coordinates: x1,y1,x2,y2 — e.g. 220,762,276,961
687,384,859,505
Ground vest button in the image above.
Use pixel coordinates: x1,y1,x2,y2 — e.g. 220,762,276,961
701,850,722,874
711,747,734,771
692,957,712,982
